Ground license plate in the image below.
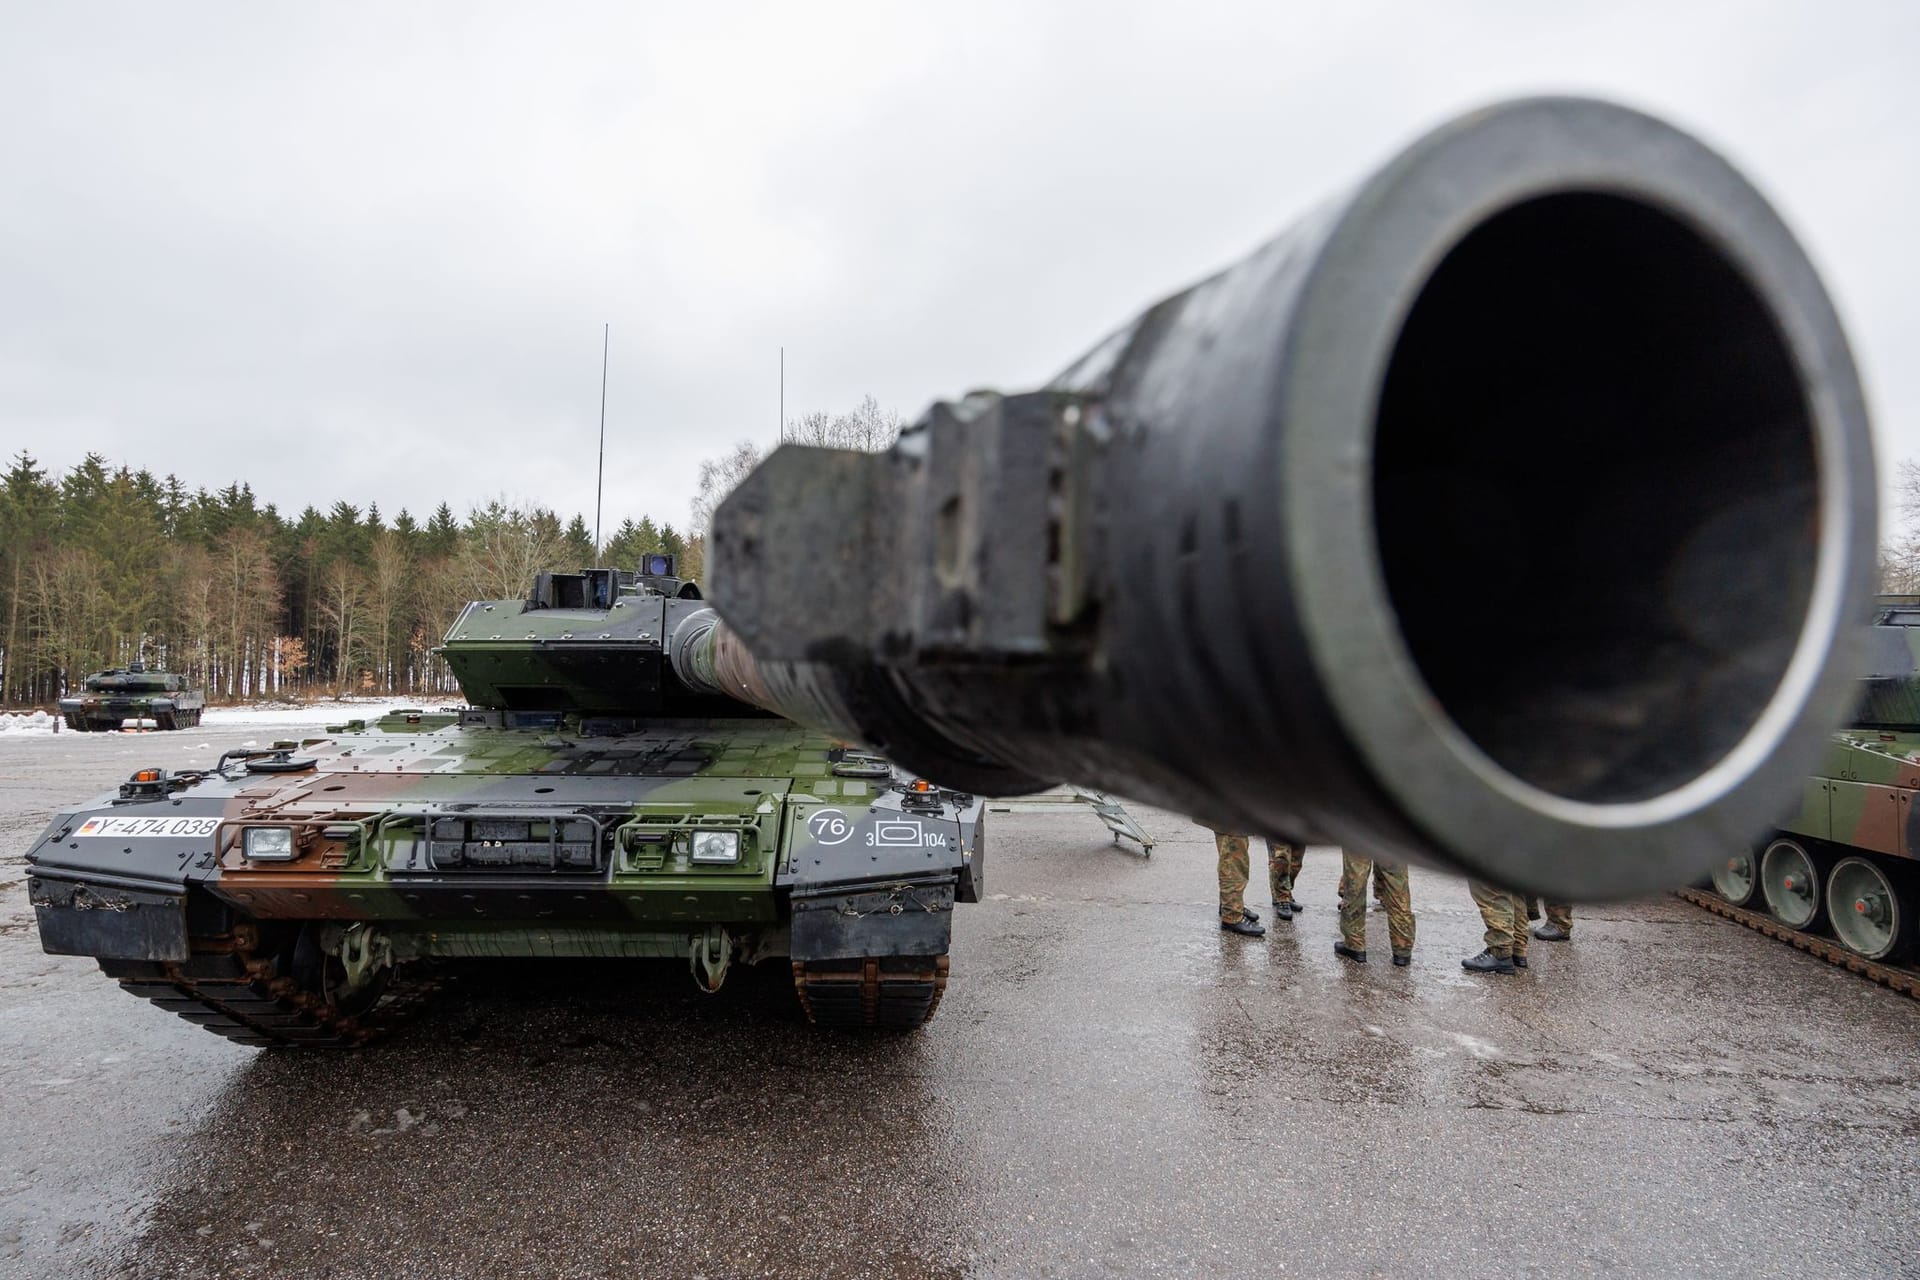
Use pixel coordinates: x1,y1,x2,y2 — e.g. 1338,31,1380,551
72,815,221,839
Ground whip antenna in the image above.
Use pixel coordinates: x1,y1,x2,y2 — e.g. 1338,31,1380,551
594,323,608,560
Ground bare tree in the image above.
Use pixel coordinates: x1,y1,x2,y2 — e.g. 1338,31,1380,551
167,544,216,692
688,397,903,546
1884,459,1920,594
786,395,904,452
452,501,570,602
211,527,279,697
315,560,368,693
689,441,765,540
365,530,412,692
24,547,113,693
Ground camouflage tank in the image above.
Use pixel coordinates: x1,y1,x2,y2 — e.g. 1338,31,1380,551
22,97,1886,1042
58,663,205,732
25,559,982,1043
1706,599,1920,964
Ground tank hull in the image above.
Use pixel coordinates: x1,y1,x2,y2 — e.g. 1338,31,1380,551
1698,606,1920,971
26,711,983,1042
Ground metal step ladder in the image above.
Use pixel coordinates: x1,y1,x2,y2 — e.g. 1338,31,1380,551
986,787,1155,856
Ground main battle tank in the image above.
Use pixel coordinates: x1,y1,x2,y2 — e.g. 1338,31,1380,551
58,663,205,731
23,96,1884,1042
1703,599,1920,966
26,558,982,1043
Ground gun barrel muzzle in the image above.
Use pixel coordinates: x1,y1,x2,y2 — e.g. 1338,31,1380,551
708,97,1877,900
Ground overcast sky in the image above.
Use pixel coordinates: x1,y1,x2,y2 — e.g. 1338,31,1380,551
2,2,1914,538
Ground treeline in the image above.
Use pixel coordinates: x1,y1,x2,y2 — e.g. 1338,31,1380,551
0,397,904,707
0,452,695,706
1883,460,1920,595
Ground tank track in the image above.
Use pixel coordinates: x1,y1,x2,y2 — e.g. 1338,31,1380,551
98,924,443,1047
792,955,949,1028
1677,887,1920,1000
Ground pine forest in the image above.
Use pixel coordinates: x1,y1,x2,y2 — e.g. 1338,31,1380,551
0,398,903,707
0,451,696,707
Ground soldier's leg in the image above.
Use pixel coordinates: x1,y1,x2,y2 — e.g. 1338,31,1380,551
1267,839,1302,907
1464,882,1520,973
1376,863,1414,958
1337,853,1370,953
1509,891,1530,966
1216,832,1251,924
1532,900,1572,942
1468,881,1516,957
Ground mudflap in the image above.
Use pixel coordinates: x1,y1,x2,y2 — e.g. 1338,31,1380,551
789,878,956,962
28,876,190,962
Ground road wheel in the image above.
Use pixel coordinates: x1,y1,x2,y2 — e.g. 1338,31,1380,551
1827,857,1916,963
1710,848,1763,906
1760,837,1827,931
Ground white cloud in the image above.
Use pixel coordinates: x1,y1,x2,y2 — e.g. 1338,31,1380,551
1,0,1913,533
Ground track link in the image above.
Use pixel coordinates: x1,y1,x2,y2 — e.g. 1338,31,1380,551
99,928,443,1047
1677,887,1920,1000
792,955,950,1028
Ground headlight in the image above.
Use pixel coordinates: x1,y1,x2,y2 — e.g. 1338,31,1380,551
242,827,297,861
690,830,741,864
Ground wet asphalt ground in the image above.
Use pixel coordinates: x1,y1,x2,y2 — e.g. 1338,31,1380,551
2,724,1919,1279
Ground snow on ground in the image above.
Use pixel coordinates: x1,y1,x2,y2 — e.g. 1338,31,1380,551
0,698,459,735
0,710,56,735
201,698,457,727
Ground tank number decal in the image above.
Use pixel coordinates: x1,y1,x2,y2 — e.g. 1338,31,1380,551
73,816,221,839
806,810,855,846
868,819,946,849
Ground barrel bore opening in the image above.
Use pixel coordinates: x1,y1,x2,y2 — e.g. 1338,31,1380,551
1372,192,1818,804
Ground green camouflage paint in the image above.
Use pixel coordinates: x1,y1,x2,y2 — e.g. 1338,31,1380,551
25,566,985,1040
57,665,205,731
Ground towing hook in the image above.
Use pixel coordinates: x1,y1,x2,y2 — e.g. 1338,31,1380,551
689,925,734,994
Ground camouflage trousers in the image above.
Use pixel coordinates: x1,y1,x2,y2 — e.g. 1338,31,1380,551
1543,901,1573,933
1470,882,1530,959
1337,853,1414,955
1215,833,1301,923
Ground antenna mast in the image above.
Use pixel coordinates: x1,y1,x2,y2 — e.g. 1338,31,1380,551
594,323,608,560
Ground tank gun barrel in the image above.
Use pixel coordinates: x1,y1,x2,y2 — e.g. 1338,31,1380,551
705,97,1878,900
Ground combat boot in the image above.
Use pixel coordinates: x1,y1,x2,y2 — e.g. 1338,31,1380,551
1274,901,1293,921
1461,949,1515,974
1220,915,1266,937
1533,923,1570,942
1241,905,1262,925
1512,953,1529,969
1333,941,1367,963
1391,952,1412,967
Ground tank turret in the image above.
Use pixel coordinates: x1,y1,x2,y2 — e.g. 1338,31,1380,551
436,558,753,720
